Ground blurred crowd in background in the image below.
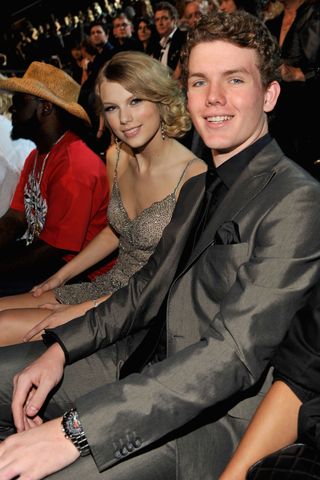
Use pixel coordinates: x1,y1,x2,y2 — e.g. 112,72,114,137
0,0,319,177
0,0,283,75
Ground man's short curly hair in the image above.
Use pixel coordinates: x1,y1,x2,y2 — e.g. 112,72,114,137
97,51,191,138
181,10,281,88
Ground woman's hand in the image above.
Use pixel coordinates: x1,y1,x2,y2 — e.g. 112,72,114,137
31,273,65,298
23,302,94,342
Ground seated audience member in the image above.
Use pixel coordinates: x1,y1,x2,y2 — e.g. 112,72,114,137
0,51,207,346
266,0,320,179
111,13,141,53
153,2,187,79
181,0,203,30
78,22,115,156
135,16,160,55
0,62,111,296
218,0,259,15
0,86,35,216
1,11,320,480
86,22,114,79
66,44,84,84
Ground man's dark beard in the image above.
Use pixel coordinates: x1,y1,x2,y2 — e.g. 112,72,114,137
11,110,39,142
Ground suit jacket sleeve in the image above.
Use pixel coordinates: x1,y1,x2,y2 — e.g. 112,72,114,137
47,170,320,472
44,173,205,362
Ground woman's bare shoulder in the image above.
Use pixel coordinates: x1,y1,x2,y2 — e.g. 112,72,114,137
183,155,208,181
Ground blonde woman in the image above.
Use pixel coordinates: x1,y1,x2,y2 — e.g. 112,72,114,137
0,51,207,345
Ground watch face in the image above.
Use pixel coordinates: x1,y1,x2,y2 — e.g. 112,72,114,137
64,410,82,436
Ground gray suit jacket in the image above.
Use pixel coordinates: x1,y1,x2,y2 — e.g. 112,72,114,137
49,140,320,478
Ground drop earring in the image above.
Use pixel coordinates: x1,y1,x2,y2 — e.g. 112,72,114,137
161,121,166,141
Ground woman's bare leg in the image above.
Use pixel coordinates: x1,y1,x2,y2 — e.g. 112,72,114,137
0,308,52,346
0,290,57,311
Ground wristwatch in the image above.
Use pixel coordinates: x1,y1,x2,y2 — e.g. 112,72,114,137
61,408,91,457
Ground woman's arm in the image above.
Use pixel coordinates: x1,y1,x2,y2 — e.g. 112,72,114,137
32,145,120,297
32,225,119,297
220,381,301,480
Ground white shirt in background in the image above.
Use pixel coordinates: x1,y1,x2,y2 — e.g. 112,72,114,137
0,115,35,216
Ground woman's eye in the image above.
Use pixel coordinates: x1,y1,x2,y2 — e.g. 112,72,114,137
131,98,142,105
104,106,115,113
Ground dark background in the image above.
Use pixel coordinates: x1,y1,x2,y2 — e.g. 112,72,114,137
2,0,97,32
5,0,93,20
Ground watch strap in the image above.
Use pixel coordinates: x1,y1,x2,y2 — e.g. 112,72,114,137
61,408,91,457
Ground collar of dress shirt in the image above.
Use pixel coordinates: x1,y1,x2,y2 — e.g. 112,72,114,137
213,133,273,190
159,27,177,48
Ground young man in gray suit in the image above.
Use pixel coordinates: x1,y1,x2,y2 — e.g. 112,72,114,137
1,11,320,480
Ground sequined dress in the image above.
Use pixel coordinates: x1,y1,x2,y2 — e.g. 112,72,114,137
54,156,198,304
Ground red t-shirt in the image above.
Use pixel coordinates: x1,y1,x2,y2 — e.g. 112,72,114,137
11,131,115,276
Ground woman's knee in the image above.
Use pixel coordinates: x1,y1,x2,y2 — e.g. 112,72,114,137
0,309,42,346
0,290,56,311
0,310,17,330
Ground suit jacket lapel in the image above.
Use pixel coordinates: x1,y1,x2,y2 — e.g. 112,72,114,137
134,172,206,317
179,141,282,273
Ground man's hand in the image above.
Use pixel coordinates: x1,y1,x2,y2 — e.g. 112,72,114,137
0,418,80,480
12,343,65,432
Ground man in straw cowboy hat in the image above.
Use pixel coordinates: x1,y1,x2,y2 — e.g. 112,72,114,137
0,61,110,295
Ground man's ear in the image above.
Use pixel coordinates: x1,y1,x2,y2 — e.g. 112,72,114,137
41,100,54,116
263,80,281,113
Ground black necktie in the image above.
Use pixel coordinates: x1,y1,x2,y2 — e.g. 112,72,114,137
191,170,222,248
175,170,222,276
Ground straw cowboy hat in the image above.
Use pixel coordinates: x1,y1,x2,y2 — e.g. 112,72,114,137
0,61,91,125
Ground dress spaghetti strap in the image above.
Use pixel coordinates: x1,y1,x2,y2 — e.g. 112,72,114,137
173,157,200,195
113,143,122,182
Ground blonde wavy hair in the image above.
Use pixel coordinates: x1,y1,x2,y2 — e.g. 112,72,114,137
96,51,191,138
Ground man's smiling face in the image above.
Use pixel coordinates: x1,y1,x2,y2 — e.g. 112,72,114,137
187,41,278,165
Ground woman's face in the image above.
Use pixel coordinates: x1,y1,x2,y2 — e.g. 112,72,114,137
219,0,237,12
100,79,161,149
137,21,152,43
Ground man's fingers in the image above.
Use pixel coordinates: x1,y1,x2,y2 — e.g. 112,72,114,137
25,415,42,430
12,375,33,432
12,375,53,431
24,379,54,418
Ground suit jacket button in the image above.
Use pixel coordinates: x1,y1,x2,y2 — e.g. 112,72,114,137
127,442,134,452
113,449,122,459
133,437,142,448
121,446,129,456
